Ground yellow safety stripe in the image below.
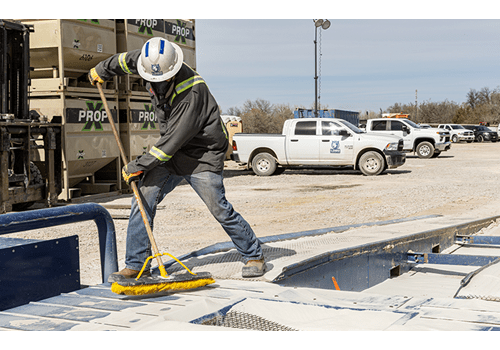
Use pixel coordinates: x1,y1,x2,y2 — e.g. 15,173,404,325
118,52,132,74
169,75,205,105
220,119,228,139
149,146,172,162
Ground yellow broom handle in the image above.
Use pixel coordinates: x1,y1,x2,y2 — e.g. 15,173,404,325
97,83,167,277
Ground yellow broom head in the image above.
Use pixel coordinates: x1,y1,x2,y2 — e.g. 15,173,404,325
111,272,215,296
112,278,215,295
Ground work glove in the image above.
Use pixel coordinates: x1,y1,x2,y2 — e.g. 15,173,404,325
122,163,143,185
88,67,104,86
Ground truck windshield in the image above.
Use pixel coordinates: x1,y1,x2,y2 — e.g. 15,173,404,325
404,120,420,128
339,120,364,134
451,125,465,129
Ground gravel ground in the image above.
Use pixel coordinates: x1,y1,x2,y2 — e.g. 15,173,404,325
5,142,500,286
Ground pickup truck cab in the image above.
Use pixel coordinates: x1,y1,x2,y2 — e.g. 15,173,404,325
365,118,451,158
231,118,406,176
437,124,475,143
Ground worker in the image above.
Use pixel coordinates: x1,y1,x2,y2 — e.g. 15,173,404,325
89,37,266,280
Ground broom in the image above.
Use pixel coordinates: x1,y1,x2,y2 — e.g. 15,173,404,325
96,83,215,295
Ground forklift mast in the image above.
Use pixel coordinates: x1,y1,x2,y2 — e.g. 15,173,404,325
0,20,62,213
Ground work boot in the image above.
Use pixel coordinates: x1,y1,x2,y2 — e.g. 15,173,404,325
242,258,266,278
107,268,151,282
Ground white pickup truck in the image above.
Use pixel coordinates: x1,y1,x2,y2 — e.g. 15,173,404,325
364,118,451,158
437,124,475,143
231,118,406,176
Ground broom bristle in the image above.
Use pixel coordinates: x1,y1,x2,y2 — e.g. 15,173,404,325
111,278,215,295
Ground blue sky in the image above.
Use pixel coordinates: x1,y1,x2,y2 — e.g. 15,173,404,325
195,18,500,114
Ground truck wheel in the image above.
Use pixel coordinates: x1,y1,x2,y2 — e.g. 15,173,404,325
477,135,484,142
358,151,385,176
12,162,43,211
251,153,277,176
416,141,435,159
452,135,458,143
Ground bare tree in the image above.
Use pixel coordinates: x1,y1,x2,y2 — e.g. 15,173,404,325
478,87,492,105
239,99,275,134
225,106,242,116
418,100,459,124
466,89,479,109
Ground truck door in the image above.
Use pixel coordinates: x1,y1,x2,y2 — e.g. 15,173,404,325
319,120,355,164
286,120,319,164
389,120,412,149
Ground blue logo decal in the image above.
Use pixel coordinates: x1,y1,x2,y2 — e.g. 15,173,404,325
330,141,341,154
151,64,163,76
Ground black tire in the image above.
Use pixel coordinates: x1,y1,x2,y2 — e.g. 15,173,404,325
273,166,286,175
452,135,458,143
358,151,385,176
12,162,43,211
431,150,441,158
251,152,277,176
477,135,484,142
416,141,435,159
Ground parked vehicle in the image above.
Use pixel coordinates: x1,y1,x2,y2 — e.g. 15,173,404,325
231,118,406,176
437,124,475,143
463,125,498,142
364,118,451,158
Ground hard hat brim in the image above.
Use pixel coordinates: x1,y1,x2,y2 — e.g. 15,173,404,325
137,41,184,82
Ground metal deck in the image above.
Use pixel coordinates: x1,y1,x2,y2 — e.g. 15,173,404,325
2,213,500,331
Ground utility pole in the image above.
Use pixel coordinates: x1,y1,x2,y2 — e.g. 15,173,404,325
415,89,418,122
313,19,330,117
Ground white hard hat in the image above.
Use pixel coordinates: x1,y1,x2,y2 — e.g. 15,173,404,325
137,37,184,82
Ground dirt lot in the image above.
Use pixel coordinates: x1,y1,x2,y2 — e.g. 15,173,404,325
5,142,500,285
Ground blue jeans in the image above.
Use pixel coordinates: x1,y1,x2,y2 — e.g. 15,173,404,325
125,166,263,271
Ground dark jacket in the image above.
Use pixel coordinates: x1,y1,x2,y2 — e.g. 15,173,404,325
95,49,228,175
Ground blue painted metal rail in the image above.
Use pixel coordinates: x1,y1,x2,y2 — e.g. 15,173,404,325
408,252,500,266
0,203,118,283
456,235,500,245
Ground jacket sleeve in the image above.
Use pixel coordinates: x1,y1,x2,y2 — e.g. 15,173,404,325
95,49,141,81
128,92,207,172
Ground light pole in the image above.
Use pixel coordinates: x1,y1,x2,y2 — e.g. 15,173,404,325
314,19,330,117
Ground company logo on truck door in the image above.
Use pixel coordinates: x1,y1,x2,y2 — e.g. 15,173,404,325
330,141,341,154
66,101,117,131
129,19,164,36
130,104,157,130
166,20,195,44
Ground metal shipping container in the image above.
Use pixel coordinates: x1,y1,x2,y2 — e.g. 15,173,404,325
221,115,242,159
119,98,160,162
20,19,117,92
164,19,196,70
115,19,164,95
29,95,120,200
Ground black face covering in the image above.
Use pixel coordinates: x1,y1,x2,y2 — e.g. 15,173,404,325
151,79,174,98
151,79,175,111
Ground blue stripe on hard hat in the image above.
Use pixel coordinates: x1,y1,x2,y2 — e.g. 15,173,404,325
145,42,149,57
159,39,165,54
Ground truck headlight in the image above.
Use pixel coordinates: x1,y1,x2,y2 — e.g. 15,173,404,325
385,142,399,151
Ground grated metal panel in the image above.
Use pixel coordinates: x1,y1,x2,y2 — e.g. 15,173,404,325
165,232,360,281
201,310,298,331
